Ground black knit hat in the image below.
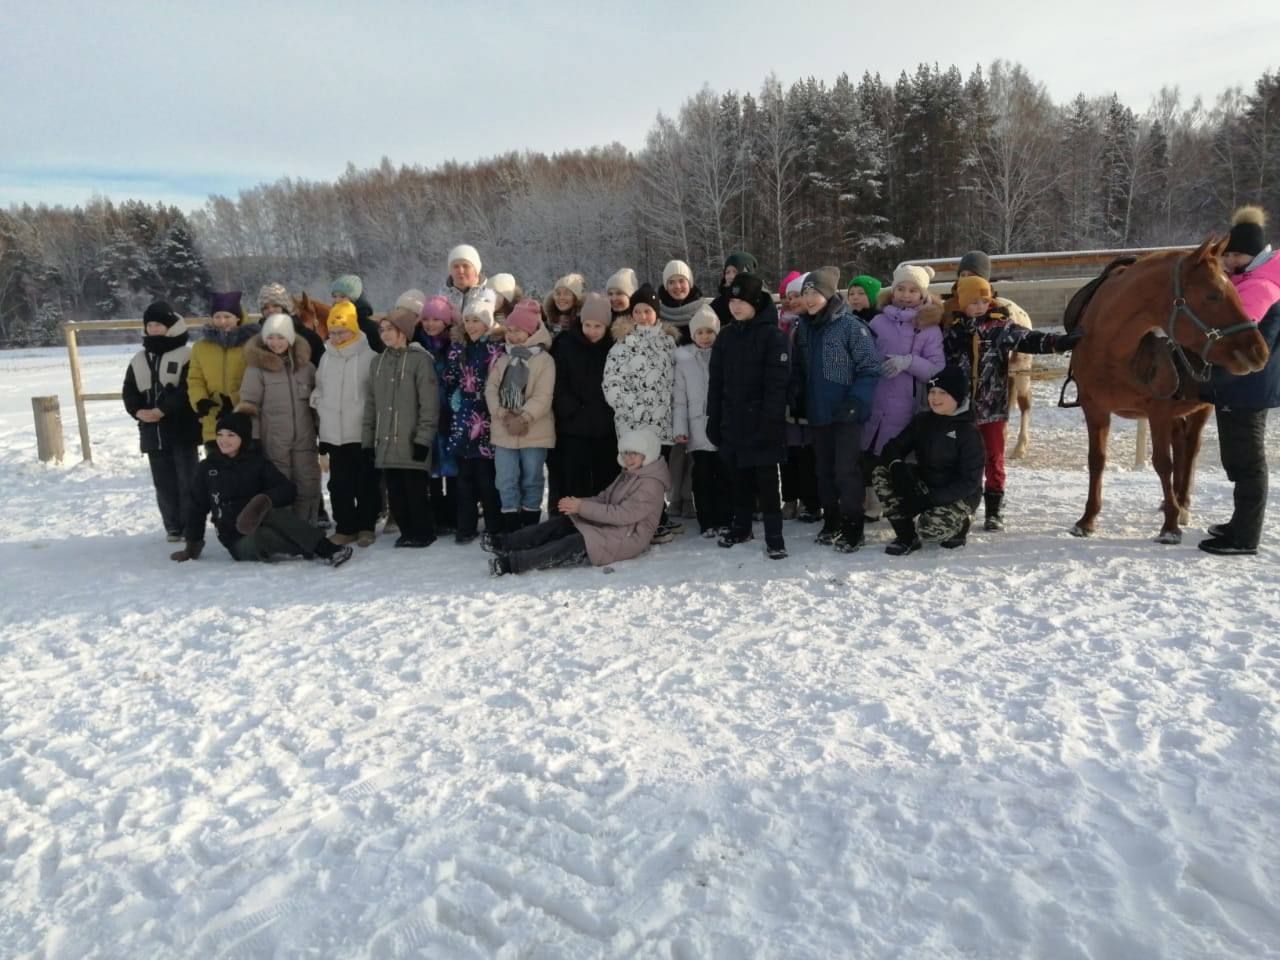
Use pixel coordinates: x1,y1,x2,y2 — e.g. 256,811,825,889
724,251,757,274
728,274,772,314
630,282,661,315
958,250,992,279
1225,206,1268,258
143,300,182,329
215,411,253,444
927,365,969,405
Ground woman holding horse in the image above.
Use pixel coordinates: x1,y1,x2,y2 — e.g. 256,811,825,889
1199,206,1280,556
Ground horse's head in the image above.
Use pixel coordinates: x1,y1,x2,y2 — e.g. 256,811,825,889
294,292,331,340
1176,237,1269,375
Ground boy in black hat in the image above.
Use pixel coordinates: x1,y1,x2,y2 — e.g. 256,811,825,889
171,412,352,566
871,365,985,555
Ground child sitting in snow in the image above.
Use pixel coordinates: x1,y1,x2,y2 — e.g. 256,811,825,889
484,428,671,576
171,412,352,566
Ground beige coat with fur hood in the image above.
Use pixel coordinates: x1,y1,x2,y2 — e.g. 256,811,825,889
485,323,557,449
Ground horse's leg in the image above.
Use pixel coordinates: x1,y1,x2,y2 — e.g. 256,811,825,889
1174,406,1211,525
1072,404,1110,536
1148,414,1181,543
1011,373,1031,459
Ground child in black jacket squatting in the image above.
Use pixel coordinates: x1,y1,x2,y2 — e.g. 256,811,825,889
707,274,791,559
171,412,352,566
872,366,985,554
123,301,202,541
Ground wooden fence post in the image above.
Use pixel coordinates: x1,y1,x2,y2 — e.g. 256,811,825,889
31,396,65,463
64,323,93,462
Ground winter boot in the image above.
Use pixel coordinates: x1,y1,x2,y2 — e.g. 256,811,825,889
833,516,866,554
815,518,840,545
798,503,823,523
983,492,1005,532
489,553,511,576
357,530,377,548
313,537,354,567
781,500,798,520
763,513,787,559
520,508,542,528
329,532,357,546
718,527,755,548
236,493,274,536
940,516,971,550
885,517,922,556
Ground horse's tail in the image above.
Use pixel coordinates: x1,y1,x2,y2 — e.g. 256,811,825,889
1063,256,1139,333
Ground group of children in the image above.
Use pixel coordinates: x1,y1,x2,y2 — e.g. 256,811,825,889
125,244,1082,575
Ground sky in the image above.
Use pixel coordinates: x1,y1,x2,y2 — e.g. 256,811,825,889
4,0,1278,213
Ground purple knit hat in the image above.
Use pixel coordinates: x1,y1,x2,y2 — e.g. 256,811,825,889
208,291,243,318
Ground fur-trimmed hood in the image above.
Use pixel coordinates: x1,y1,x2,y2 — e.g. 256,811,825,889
610,317,681,343
876,287,943,324
243,333,312,372
199,322,260,349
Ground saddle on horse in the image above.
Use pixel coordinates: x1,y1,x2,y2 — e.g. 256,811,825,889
1059,256,1139,408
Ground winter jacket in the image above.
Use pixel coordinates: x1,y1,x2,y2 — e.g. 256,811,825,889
571,456,672,565
122,332,200,453
707,303,789,465
1203,303,1280,410
187,322,260,442
485,324,557,449
414,329,458,476
353,295,383,353
673,343,715,452
658,287,709,345
789,297,881,427
865,300,945,454
441,276,491,320
1233,250,1280,322
553,325,616,439
443,335,504,459
362,343,438,471
291,315,325,365
944,307,1069,424
311,335,374,447
880,401,984,511
602,319,681,443
184,445,296,553
236,336,317,463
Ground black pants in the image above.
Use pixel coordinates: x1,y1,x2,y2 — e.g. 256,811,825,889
148,445,199,535
558,434,620,499
502,514,590,573
725,456,784,546
327,443,380,536
384,469,435,541
811,421,864,522
780,444,820,510
232,507,324,561
691,449,732,532
430,475,456,532
455,457,501,537
1216,406,1269,548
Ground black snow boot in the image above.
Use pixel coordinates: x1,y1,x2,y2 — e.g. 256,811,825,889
520,508,542,528
885,517,922,556
983,492,1005,532
763,513,787,559
834,516,866,554
940,516,971,549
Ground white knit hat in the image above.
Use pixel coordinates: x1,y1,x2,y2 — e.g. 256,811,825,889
448,244,482,273
393,288,426,317
552,273,586,298
606,268,639,297
616,428,661,467
689,303,720,334
893,264,936,292
785,272,808,297
462,293,496,329
261,312,296,346
488,272,518,304
662,260,693,285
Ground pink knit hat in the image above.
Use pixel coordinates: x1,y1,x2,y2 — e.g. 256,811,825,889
506,298,543,336
421,295,459,326
779,271,802,298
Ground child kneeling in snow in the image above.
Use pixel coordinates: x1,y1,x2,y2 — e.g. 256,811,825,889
485,428,670,576
170,413,352,566
870,366,984,555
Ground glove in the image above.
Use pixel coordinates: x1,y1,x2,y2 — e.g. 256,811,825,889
412,443,430,462
880,355,912,377
504,413,530,438
195,398,216,417
1050,329,1084,353
236,493,273,535
318,441,333,455
170,540,204,562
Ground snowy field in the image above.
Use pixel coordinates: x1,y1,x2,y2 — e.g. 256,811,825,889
1,345,1278,960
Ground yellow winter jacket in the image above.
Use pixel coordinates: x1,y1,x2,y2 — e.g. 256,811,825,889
187,320,262,442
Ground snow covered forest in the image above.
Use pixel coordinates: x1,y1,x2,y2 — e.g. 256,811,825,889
2,61,1278,345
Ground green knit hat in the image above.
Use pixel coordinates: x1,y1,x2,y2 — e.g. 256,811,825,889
848,275,882,305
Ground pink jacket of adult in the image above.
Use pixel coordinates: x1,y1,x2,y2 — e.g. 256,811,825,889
864,298,945,453
1234,251,1280,322
571,430,671,566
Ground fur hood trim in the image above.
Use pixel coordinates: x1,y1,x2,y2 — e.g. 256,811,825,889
244,333,312,372
610,318,681,343
199,322,261,348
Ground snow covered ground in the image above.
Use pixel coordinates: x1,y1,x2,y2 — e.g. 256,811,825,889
1,345,1278,959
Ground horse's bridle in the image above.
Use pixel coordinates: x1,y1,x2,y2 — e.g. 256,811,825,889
1166,254,1255,381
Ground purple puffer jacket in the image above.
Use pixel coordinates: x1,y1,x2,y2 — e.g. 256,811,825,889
864,302,945,454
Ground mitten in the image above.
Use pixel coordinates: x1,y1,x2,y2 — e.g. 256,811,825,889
170,540,204,562
236,493,273,535
195,398,216,417
1051,329,1084,353
411,443,430,462
505,414,530,438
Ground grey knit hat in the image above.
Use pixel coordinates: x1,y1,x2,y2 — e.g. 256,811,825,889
802,266,841,301
957,250,992,279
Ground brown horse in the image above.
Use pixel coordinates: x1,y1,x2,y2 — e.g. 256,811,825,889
1068,237,1269,543
294,293,331,340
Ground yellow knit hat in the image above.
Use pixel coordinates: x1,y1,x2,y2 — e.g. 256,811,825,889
328,300,359,338
956,276,993,310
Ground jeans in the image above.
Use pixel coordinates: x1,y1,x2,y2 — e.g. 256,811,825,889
494,446,548,512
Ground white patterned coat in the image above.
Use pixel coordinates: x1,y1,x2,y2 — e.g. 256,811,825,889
602,319,680,444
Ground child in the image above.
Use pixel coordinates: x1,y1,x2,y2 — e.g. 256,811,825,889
778,271,820,522
237,313,321,524
872,365,985,554
123,301,201,541
674,304,732,537
553,292,619,498
441,244,491,319
443,293,505,544
416,295,460,535
486,428,671,576
485,298,556,530
658,260,708,344
188,291,259,452
602,283,681,541
488,272,522,323
330,274,381,352
363,294,440,548
707,275,790,558
847,275,882,324
606,268,639,322
544,273,585,336
312,300,378,546
777,272,803,334
170,412,352,567
709,251,758,327
945,275,1080,530
789,266,882,552
260,281,324,363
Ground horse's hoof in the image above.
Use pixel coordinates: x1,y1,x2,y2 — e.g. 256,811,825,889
1155,530,1182,545
1011,445,1028,460
1070,524,1092,538
1178,508,1192,525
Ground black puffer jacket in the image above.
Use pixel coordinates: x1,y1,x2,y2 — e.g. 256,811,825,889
553,325,616,438
1202,305,1280,411
879,403,984,509
707,302,790,466
183,446,297,552
122,336,202,453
